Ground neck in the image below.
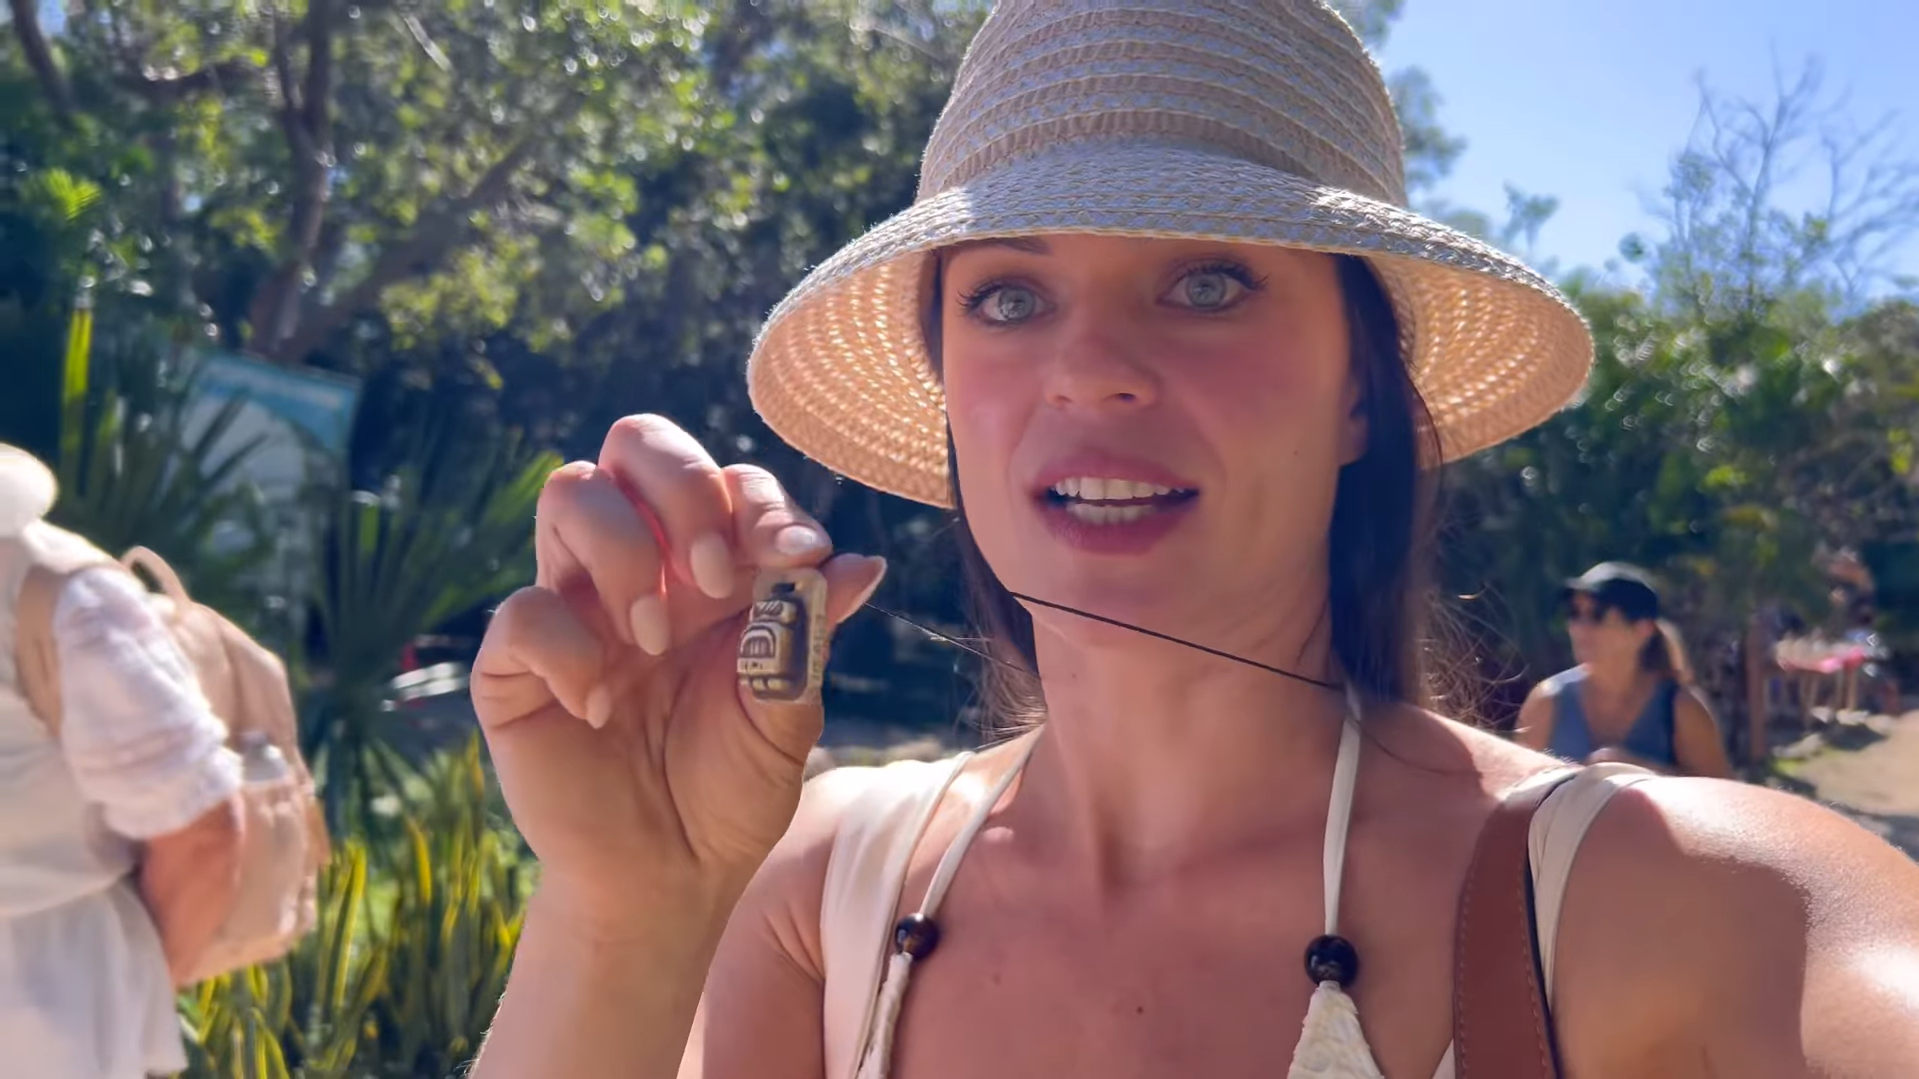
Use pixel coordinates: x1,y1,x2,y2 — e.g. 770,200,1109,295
1583,660,1650,696
1005,613,1350,884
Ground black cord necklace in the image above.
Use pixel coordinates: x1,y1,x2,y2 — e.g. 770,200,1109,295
858,592,1344,692
852,588,1362,992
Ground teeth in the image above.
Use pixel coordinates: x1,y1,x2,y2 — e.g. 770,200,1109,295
1066,502,1155,524
1049,477,1182,502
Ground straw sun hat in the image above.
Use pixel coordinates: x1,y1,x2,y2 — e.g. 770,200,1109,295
746,0,1593,509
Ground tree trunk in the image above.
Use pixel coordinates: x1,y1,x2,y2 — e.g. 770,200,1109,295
8,0,77,123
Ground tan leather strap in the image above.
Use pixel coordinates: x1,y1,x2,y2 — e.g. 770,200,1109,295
1453,769,1579,1079
16,562,73,737
13,548,125,738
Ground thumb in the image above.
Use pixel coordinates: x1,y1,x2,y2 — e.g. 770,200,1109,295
823,553,888,626
733,554,887,762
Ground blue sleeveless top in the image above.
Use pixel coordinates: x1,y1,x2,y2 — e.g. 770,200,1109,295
1542,667,1679,768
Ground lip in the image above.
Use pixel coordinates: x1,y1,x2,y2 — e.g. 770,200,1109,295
1029,451,1199,498
1028,450,1200,556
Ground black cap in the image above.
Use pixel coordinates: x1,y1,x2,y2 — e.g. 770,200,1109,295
1563,562,1661,622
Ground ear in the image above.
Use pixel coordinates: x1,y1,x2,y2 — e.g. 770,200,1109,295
1338,365,1370,466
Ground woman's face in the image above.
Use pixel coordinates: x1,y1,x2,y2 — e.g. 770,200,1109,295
939,234,1367,648
1565,593,1653,668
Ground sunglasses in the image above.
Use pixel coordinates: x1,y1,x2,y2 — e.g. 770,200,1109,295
1562,600,1616,625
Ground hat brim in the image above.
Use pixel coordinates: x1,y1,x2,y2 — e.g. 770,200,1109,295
748,141,1592,509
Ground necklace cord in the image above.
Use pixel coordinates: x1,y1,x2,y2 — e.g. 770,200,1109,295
857,593,1344,693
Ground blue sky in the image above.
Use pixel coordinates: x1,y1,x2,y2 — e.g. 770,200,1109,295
1375,0,1919,291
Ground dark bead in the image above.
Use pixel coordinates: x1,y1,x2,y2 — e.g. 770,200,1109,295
894,914,941,960
1304,934,1360,988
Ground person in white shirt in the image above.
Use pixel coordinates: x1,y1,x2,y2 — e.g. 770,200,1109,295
0,446,246,1078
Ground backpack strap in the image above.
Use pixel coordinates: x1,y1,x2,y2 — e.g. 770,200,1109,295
1453,768,1578,1079
13,543,124,737
1453,764,1656,1078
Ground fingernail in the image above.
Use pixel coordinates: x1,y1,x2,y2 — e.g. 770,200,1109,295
689,532,734,599
847,556,888,611
585,685,612,729
773,524,828,558
628,595,671,656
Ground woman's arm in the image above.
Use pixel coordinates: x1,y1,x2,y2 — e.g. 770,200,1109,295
1670,688,1734,779
476,768,864,1079
52,566,248,983
1512,680,1558,752
1554,778,1919,1076
140,795,244,985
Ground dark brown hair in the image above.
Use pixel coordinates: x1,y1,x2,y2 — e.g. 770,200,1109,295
929,253,1440,733
1642,619,1693,685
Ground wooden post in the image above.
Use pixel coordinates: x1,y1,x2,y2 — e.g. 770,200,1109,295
1744,613,1769,766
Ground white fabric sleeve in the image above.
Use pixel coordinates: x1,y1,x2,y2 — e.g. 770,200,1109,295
50,566,243,840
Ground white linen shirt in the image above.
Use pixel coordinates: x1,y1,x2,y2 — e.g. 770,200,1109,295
0,555,242,1079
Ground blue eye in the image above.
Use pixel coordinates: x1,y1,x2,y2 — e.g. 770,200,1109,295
1168,261,1263,311
1183,271,1235,309
963,283,1044,324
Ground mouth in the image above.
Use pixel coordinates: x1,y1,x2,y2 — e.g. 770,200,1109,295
1040,476,1200,524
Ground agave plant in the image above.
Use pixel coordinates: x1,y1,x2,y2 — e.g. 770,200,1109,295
302,424,556,837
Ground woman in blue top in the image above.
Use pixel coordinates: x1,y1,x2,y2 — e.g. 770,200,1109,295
1518,563,1734,777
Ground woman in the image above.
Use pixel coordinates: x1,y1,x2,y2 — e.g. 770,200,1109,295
0,447,246,1078
469,3,1919,1077
1517,562,1734,778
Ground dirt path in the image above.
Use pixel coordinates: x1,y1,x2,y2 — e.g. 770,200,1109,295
1784,711,1919,859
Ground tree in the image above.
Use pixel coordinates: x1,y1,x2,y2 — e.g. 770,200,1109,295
4,0,711,364
1626,61,1919,321
1441,68,1919,731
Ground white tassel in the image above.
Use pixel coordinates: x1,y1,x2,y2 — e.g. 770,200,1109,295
854,952,917,1079
1287,982,1386,1079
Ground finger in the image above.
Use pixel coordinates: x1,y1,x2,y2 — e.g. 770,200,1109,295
598,415,736,602
821,552,888,626
724,464,834,573
473,586,608,729
535,462,666,650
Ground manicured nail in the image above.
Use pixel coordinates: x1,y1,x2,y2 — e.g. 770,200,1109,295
585,685,612,729
774,524,828,558
846,556,888,611
628,595,671,656
689,532,734,599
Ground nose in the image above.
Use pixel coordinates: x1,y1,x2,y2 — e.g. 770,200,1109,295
1041,309,1160,413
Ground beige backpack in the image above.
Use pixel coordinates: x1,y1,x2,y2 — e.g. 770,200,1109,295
13,535,329,984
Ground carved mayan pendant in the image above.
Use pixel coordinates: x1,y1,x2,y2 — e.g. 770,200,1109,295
736,567,830,703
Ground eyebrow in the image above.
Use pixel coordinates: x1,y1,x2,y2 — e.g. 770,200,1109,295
943,235,1052,257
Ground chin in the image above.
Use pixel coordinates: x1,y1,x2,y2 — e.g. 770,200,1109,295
1016,564,1202,641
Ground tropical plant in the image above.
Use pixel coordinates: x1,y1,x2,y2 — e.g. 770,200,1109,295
302,428,555,836
179,738,531,1079
36,291,279,618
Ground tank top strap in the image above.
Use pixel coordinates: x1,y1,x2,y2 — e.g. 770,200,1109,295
1321,684,1365,936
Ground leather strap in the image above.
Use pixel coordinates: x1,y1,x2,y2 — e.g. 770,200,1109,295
16,562,74,736
1453,769,1579,1079
12,541,124,738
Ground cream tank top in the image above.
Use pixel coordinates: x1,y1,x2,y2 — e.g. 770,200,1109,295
817,720,1651,1079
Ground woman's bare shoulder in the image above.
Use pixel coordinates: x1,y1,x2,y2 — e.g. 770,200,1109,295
732,758,942,978
1553,775,1919,1072
1383,702,1570,792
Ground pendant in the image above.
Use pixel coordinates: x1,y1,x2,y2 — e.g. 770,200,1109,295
737,567,830,703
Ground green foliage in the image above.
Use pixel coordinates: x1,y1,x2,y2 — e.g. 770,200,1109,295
179,738,529,1079
303,429,556,835
39,321,278,616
